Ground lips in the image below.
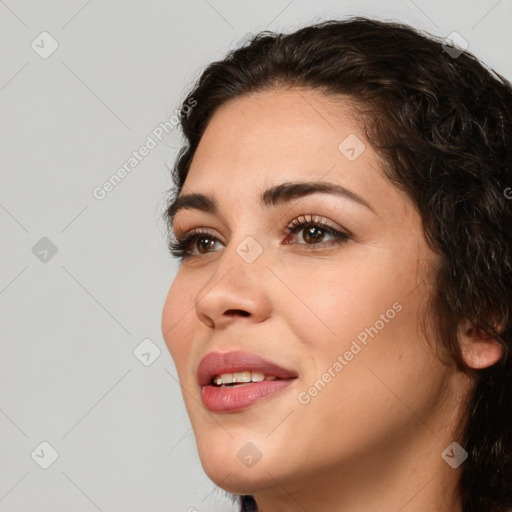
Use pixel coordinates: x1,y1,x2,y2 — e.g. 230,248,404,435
197,350,297,386
197,350,298,413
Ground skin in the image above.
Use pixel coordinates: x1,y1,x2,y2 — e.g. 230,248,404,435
161,88,490,511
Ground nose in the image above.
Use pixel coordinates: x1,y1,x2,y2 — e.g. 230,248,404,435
194,245,273,330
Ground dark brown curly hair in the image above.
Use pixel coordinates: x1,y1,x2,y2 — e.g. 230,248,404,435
164,17,512,512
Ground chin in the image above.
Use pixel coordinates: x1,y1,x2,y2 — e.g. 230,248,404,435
200,452,278,495
194,430,285,494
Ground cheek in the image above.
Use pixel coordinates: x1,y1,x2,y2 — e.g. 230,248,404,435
275,252,412,355
283,251,438,409
294,279,439,428
161,274,197,372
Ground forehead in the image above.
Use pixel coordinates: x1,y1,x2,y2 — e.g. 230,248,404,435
193,88,363,164
182,87,411,219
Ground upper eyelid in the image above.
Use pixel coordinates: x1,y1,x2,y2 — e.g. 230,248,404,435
177,215,319,233
172,218,228,240
287,214,346,231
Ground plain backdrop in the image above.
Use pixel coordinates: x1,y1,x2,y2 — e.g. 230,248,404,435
1,1,511,511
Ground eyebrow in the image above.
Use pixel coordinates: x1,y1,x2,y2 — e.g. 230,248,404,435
166,180,376,227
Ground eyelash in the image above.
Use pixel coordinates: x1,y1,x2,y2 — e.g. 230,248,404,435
168,214,350,261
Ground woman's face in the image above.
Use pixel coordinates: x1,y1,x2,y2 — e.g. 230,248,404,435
162,88,464,504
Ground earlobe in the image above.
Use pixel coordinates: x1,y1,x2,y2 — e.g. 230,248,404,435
458,318,504,369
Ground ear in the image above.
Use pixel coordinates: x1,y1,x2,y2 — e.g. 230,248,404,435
458,317,504,369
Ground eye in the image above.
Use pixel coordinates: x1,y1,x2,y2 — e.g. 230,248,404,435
168,214,350,261
283,214,350,247
168,228,223,260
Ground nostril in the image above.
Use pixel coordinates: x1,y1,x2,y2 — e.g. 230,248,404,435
225,309,250,317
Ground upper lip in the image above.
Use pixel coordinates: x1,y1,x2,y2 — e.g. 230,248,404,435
197,350,298,386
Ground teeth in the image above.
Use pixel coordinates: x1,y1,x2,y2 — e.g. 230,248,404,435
221,373,234,384
212,371,277,385
251,371,265,382
233,371,251,383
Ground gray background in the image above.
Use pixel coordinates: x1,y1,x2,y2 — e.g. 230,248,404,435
1,1,511,511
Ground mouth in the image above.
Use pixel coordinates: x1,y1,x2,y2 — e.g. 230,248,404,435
197,350,298,413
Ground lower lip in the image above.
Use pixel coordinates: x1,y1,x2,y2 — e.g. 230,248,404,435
201,379,295,413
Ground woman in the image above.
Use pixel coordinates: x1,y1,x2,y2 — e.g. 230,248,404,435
161,17,512,512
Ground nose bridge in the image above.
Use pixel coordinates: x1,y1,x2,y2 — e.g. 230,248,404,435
194,233,270,328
